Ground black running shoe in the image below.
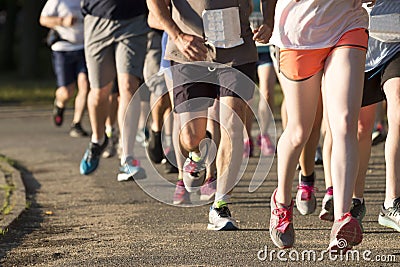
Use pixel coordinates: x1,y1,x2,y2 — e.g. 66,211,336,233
69,122,89,137
147,130,163,163
53,103,64,127
350,198,366,231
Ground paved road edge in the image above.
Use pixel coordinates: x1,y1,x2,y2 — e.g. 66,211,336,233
0,157,26,234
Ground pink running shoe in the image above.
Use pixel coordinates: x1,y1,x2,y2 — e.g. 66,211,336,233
328,212,363,254
269,189,295,248
260,134,275,156
200,176,216,201
243,138,254,158
173,180,190,205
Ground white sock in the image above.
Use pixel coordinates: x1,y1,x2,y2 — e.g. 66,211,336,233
91,136,104,145
105,125,113,138
384,198,396,209
121,154,133,166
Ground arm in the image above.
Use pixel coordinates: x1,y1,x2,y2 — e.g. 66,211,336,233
39,15,76,29
253,0,277,44
148,0,170,30
146,0,207,61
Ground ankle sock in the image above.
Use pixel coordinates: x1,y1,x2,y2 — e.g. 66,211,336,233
300,172,315,186
384,197,396,209
91,136,105,145
105,125,113,138
190,151,202,162
214,193,230,207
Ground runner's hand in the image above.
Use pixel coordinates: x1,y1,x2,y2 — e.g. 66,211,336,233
61,15,76,27
253,24,273,44
174,33,208,61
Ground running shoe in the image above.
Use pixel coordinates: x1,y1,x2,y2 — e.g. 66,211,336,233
182,154,207,193
200,176,217,201
371,125,386,146
117,156,146,182
314,146,323,165
243,138,254,158
207,200,238,231
53,102,64,127
319,187,334,222
80,136,108,175
147,130,163,164
172,180,190,205
269,188,295,249
161,147,178,174
102,129,118,158
295,174,317,215
328,212,363,254
350,199,366,231
69,122,89,138
260,134,275,156
378,197,400,232
136,127,149,147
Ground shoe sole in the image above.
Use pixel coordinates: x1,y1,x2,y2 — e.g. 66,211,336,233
117,170,146,182
102,149,116,158
70,131,88,138
378,215,400,232
183,175,206,193
207,221,238,231
329,218,363,253
173,199,191,205
269,229,294,249
319,210,334,222
319,198,334,221
200,193,215,201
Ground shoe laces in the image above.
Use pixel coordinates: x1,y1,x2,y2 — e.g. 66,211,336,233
261,134,272,146
87,143,102,160
272,207,292,232
184,159,202,176
297,184,316,200
388,198,400,217
214,204,231,218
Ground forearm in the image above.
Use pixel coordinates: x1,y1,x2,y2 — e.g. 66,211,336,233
146,0,182,41
260,0,277,28
39,16,64,29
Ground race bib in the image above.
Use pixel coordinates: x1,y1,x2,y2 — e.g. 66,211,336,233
202,7,244,49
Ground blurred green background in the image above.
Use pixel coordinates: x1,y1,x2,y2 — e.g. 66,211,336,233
0,1,283,108
0,0,55,105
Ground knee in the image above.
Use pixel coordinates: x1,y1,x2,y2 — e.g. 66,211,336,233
89,88,108,106
332,114,358,139
287,127,309,149
180,131,204,151
357,118,374,142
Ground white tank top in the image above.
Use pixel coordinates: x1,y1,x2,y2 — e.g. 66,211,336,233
270,0,369,49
